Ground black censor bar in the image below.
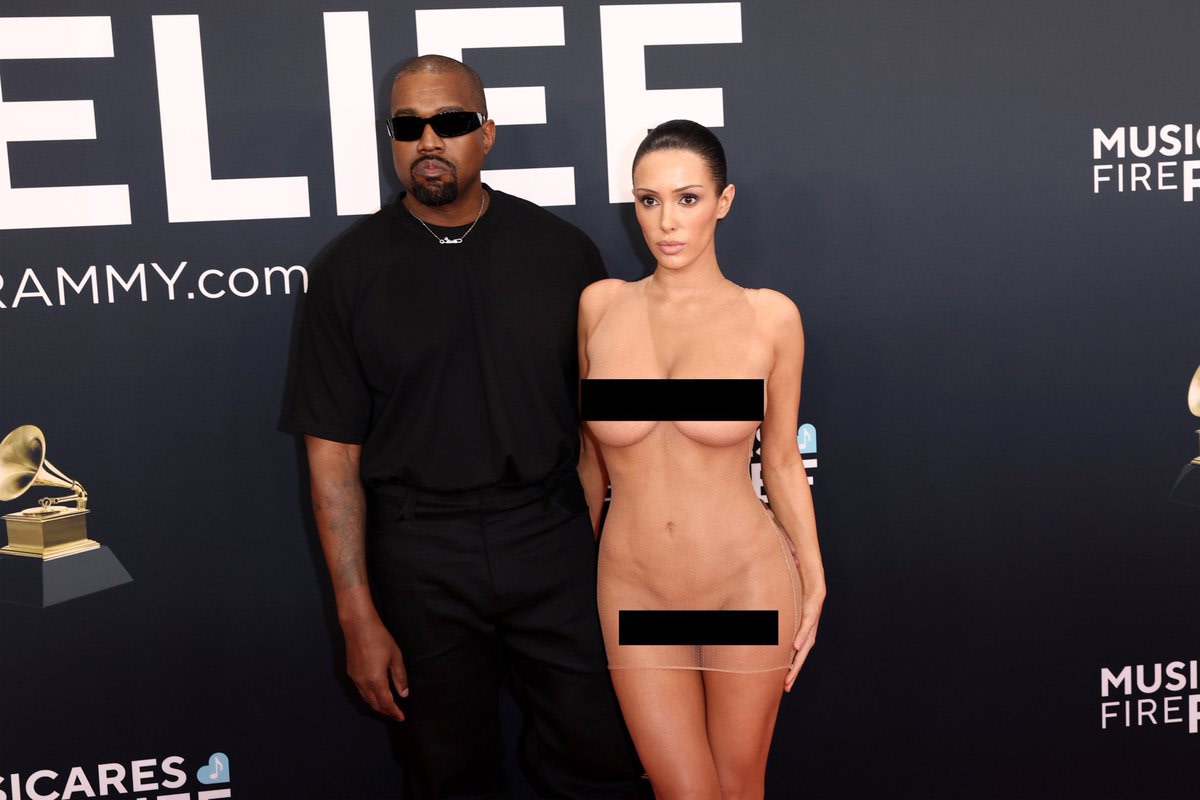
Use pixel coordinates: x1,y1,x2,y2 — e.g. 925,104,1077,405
618,610,779,645
580,379,764,421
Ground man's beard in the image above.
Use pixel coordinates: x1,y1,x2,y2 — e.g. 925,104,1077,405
408,157,459,206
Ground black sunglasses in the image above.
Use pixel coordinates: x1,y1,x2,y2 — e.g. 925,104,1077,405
386,111,486,141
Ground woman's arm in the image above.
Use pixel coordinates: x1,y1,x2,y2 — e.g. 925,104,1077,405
576,279,621,536
756,290,826,692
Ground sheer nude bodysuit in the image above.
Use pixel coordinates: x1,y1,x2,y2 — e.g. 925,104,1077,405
585,280,801,672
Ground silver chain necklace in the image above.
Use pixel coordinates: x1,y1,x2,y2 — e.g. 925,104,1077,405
407,193,486,245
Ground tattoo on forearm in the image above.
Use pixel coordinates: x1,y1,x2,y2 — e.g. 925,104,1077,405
313,476,367,590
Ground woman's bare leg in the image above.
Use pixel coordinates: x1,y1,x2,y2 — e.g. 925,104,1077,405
610,668,722,800
702,669,786,800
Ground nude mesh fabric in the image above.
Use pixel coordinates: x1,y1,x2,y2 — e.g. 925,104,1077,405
592,419,801,672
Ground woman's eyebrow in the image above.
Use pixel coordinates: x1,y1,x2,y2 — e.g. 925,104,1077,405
633,184,703,193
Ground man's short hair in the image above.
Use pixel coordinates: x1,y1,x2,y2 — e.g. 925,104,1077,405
394,54,488,117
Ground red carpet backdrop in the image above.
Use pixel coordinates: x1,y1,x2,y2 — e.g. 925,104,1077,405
2,1,1198,797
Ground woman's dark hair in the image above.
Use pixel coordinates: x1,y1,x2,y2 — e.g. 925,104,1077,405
632,119,728,192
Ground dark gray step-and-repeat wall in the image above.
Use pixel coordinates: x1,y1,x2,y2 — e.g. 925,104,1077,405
2,1,1198,798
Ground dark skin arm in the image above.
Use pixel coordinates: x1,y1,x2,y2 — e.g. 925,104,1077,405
304,434,408,721
578,426,609,537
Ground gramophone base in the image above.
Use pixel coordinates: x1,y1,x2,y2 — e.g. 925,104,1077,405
1,538,99,559
1170,460,1200,507
0,545,131,608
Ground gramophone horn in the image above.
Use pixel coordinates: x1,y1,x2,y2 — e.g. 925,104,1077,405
0,425,78,502
1189,365,1200,417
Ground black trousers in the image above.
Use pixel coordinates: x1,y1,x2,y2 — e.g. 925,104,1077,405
367,478,645,800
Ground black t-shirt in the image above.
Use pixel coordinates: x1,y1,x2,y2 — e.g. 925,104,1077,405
284,188,607,493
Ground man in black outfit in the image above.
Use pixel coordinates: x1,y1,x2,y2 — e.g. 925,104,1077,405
285,55,644,799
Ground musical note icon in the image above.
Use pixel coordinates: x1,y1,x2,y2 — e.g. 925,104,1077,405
797,423,817,454
197,752,230,785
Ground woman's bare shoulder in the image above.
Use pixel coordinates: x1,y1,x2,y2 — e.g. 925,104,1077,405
580,279,630,339
747,287,803,335
580,277,646,319
580,277,627,307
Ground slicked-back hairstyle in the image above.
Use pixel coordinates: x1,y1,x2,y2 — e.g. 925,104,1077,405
393,54,488,117
632,119,728,193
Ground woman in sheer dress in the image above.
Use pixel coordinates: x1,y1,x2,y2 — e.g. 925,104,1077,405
577,120,826,800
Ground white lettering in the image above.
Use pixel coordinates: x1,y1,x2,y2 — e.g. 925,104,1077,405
264,264,308,295
95,764,126,795
105,263,147,303
1136,663,1162,694
0,17,131,230
60,767,95,800
199,268,226,298
151,261,188,300
228,266,259,297
151,15,310,222
160,757,187,790
58,265,99,306
416,6,573,206
600,2,742,202
1160,124,1182,156
198,791,231,800
129,760,156,793
1159,161,1177,191
25,770,58,800
1101,666,1131,697
1166,660,1188,692
1164,695,1183,724
1129,125,1157,158
324,12,380,215
1137,696,1157,725
1100,700,1120,729
1093,164,1112,193
1093,127,1125,159
1190,693,1200,734
1130,162,1151,191
1183,159,1200,202
13,269,52,307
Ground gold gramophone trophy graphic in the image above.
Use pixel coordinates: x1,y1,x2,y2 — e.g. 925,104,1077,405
0,424,131,606
1170,366,1200,506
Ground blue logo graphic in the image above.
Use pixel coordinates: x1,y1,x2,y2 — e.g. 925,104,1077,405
798,423,817,454
197,752,230,785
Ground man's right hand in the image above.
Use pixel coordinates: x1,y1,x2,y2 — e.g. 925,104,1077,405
343,613,409,721
304,435,411,721
303,436,410,722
